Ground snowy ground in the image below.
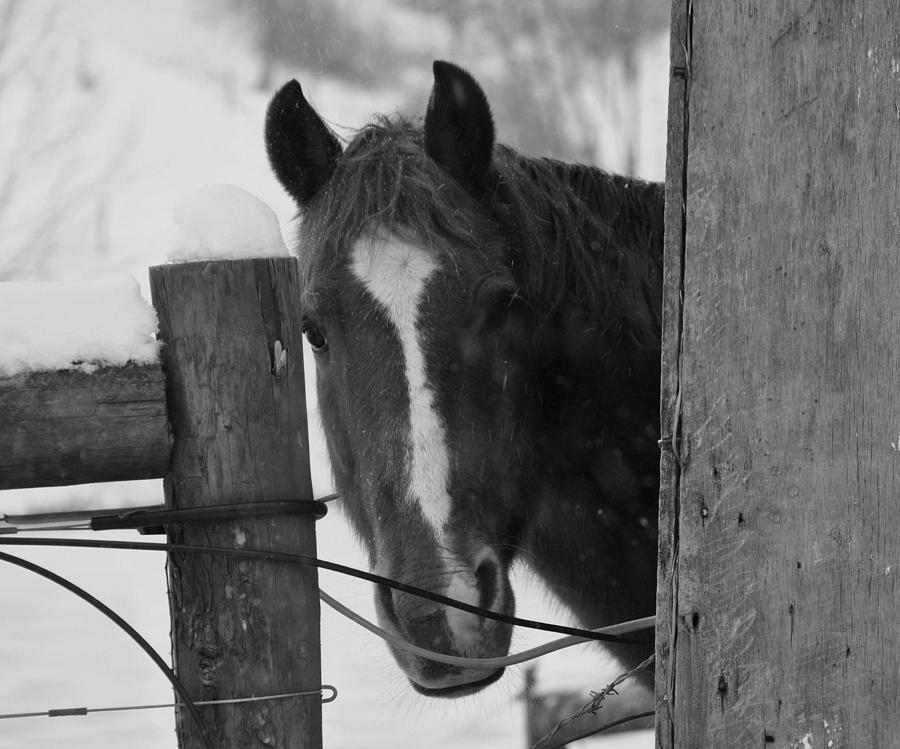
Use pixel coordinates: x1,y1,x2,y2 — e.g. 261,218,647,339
0,1,666,747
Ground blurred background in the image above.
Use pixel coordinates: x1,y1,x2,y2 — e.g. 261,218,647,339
0,0,669,746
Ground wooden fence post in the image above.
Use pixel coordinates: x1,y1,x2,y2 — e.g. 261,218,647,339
150,258,322,749
657,1,900,746
654,0,690,741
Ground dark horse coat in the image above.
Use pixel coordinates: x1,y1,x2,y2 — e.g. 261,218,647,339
266,60,663,696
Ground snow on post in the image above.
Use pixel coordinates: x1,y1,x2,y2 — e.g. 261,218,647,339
0,275,158,376
0,185,296,491
151,185,323,747
170,183,289,261
0,276,168,489
2,180,321,744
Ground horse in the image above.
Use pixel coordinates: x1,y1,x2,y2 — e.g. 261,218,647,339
265,60,664,697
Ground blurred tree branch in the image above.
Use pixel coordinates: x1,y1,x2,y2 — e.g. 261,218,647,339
418,0,669,166
216,0,412,89
207,0,668,169
0,0,132,280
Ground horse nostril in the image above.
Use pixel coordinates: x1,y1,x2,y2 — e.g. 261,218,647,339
475,558,499,612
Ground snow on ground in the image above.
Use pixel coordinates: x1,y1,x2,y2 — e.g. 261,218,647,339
0,275,158,376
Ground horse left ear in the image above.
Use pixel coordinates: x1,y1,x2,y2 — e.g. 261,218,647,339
265,79,342,205
425,61,495,189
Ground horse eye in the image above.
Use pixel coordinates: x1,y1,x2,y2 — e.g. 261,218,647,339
302,321,328,353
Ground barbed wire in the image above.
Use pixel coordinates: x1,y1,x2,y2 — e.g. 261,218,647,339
531,653,656,749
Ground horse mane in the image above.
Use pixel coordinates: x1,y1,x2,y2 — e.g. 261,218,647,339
298,115,664,345
487,146,664,345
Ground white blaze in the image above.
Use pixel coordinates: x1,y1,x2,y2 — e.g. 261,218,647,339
350,233,451,533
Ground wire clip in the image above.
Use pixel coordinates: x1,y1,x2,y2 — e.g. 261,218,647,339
1,498,331,535
92,499,328,534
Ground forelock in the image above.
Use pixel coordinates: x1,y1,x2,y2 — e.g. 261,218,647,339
294,115,503,285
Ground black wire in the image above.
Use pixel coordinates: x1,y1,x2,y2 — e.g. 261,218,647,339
0,537,653,645
0,551,214,749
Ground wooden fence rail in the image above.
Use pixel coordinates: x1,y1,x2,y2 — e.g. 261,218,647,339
0,363,169,489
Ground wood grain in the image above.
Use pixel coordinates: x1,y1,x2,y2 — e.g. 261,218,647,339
660,1,900,746
151,259,321,749
655,1,691,745
0,363,169,490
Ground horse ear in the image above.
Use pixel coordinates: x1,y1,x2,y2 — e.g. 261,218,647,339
265,79,342,205
425,61,495,188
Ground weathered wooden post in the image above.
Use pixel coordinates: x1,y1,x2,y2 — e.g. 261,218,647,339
658,1,900,746
150,258,322,748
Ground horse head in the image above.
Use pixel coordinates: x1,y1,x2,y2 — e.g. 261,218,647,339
266,62,533,696
266,59,663,696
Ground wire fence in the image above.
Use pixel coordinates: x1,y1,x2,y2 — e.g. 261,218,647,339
0,503,656,747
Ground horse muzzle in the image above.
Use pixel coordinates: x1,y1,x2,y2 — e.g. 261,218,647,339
374,549,514,696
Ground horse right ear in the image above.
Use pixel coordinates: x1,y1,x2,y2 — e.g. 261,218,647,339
425,61,495,189
265,80,342,205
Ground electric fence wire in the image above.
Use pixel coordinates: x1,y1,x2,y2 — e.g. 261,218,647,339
0,535,655,730
318,589,652,669
0,551,214,749
0,536,654,646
